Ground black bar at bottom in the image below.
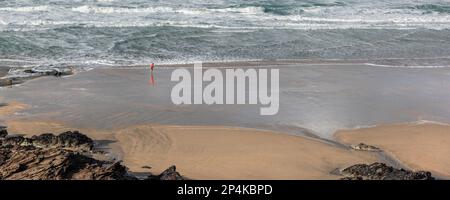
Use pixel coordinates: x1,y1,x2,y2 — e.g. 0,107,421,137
0,180,448,199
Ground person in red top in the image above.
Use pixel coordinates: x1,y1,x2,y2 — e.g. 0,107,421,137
150,63,155,71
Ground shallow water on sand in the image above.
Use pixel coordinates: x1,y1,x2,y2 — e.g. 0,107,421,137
1,63,450,139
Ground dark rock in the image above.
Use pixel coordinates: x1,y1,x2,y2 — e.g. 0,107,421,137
0,129,134,180
340,162,434,180
0,129,183,180
2,131,93,152
349,143,381,152
1,67,73,87
159,165,183,180
25,67,73,77
57,131,94,151
0,126,7,138
90,162,136,180
0,78,13,87
147,165,184,180
0,146,135,180
31,133,59,147
30,131,93,151
2,136,33,147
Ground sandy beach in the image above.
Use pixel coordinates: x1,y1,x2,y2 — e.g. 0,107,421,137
1,62,450,179
3,118,379,180
4,110,449,180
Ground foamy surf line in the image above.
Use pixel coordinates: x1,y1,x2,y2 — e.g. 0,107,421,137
2,2,450,30
364,63,450,69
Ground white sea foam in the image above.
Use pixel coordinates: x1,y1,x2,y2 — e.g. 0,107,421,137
364,63,450,69
0,6,48,12
1,3,450,30
413,120,450,126
211,6,265,15
71,5,176,14
71,5,264,15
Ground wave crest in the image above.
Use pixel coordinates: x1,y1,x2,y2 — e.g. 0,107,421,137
0,6,48,12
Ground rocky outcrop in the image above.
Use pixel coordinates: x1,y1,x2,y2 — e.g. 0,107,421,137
0,128,183,180
0,126,7,138
2,131,93,152
23,67,73,77
341,162,434,180
31,131,94,151
349,143,381,152
147,165,184,180
0,67,73,87
0,78,13,87
0,145,136,180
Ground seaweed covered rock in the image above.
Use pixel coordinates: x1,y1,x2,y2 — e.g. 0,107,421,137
349,143,380,152
341,162,434,180
0,126,7,138
0,131,93,152
2,136,33,147
23,67,73,77
31,131,94,151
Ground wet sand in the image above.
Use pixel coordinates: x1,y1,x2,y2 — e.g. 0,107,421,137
1,62,450,139
0,101,30,116
336,122,450,178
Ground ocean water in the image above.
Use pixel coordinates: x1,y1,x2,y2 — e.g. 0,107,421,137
0,0,450,68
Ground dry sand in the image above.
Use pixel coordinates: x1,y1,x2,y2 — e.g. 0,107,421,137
336,122,450,178
4,119,379,180
111,125,380,180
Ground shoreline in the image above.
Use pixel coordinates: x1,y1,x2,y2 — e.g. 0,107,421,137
1,57,449,87
64,57,450,69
